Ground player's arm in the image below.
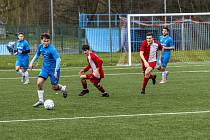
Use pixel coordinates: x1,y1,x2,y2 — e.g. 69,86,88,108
51,46,61,79
159,47,164,65
51,47,60,72
29,46,41,70
55,57,61,72
140,51,149,68
80,64,91,76
29,53,39,70
163,46,174,50
54,57,61,79
139,41,149,68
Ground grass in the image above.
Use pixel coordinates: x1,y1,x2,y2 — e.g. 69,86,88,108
0,49,210,69
0,62,210,139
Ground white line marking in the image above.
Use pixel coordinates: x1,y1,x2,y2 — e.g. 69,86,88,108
0,73,141,80
0,70,210,80
0,63,209,72
1,110,210,123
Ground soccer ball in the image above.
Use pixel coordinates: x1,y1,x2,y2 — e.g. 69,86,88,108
44,99,55,110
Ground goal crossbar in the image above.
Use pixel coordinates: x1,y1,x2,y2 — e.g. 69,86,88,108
127,12,210,66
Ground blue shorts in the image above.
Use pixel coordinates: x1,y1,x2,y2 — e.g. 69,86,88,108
157,52,171,68
161,53,171,68
16,56,29,70
39,68,60,85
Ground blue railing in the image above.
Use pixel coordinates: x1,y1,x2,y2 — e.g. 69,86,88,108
79,13,127,28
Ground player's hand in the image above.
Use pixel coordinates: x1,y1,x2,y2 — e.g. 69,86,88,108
18,50,22,54
93,69,100,78
29,64,33,70
163,46,167,50
54,71,58,79
79,70,84,76
144,61,150,68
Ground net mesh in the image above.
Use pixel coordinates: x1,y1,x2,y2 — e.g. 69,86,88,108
126,14,210,65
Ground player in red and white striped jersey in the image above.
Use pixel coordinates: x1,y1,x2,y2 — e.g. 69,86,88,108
79,45,109,97
140,32,163,94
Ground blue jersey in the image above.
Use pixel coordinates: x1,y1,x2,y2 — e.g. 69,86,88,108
158,35,174,68
32,44,60,71
16,40,30,69
159,35,174,55
16,40,30,59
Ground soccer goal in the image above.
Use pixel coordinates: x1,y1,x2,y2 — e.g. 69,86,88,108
125,12,210,66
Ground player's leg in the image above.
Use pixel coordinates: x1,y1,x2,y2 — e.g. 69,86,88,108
22,56,30,84
160,54,170,83
95,83,109,97
149,74,157,85
79,74,89,96
15,60,25,82
93,82,109,97
148,61,157,85
50,70,68,98
140,64,146,94
33,77,46,107
33,70,47,107
156,51,162,70
141,66,153,94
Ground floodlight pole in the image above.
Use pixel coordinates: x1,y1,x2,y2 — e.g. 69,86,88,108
108,0,112,64
51,0,54,43
164,0,167,24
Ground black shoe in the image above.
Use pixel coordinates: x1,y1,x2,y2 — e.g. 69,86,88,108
102,92,109,97
79,89,89,96
152,75,157,85
141,89,145,95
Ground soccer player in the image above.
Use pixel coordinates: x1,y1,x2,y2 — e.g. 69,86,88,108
79,45,109,97
29,33,68,107
15,32,30,84
140,32,163,94
158,27,174,83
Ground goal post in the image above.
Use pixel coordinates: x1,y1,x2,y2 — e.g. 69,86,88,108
127,12,210,66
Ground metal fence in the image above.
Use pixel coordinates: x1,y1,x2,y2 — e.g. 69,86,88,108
1,1,210,65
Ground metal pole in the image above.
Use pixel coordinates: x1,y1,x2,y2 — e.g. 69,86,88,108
108,0,112,64
164,0,167,24
51,0,54,43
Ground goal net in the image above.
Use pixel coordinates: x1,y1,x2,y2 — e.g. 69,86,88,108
123,13,210,66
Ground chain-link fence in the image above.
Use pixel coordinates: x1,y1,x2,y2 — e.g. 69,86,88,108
1,0,210,64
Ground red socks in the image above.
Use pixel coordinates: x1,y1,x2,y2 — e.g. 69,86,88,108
81,79,87,89
142,77,149,90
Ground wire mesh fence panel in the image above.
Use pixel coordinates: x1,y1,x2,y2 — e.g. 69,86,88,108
1,1,210,68
127,13,210,65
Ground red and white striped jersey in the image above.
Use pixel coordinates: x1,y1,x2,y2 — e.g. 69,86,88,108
83,51,104,78
140,40,162,62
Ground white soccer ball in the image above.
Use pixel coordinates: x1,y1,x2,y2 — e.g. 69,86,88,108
44,99,55,110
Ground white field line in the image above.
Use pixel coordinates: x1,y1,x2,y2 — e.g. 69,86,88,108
1,110,210,123
0,70,210,80
0,63,208,72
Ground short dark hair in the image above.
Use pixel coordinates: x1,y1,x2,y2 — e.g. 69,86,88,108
41,33,51,39
82,45,90,51
162,27,170,32
18,32,24,35
146,32,153,37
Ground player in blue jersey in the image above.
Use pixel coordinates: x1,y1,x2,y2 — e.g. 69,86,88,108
15,32,30,84
29,33,68,107
157,27,174,83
